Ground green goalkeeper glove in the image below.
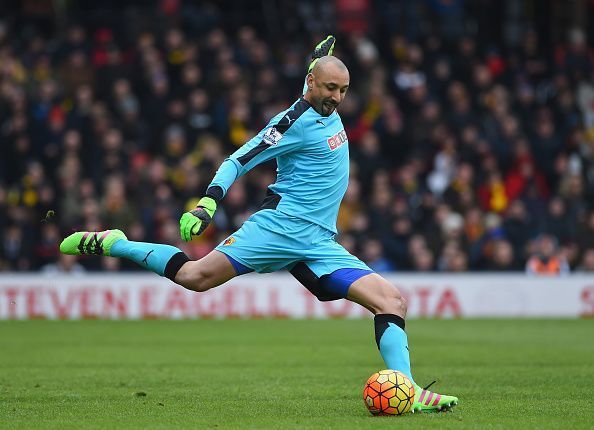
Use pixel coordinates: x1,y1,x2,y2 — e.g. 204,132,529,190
308,35,336,73
179,197,217,242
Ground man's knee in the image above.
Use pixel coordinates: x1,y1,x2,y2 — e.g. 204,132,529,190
364,279,407,316
374,283,407,316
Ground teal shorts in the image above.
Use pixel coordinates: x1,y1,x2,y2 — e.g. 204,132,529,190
215,209,371,277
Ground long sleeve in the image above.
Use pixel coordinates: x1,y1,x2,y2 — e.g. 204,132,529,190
208,99,308,197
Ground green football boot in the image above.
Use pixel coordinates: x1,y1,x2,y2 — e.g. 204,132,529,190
411,382,458,413
59,229,127,257
308,35,336,72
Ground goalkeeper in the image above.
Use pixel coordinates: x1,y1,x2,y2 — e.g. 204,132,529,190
60,36,458,413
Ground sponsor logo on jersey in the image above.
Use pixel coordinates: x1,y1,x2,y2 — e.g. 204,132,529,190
262,127,283,146
327,129,347,151
223,237,236,246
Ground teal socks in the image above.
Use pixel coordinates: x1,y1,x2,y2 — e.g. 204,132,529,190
374,314,415,384
110,240,189,279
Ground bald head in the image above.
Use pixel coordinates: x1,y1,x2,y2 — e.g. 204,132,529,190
305,56,350,116
311,55,349,76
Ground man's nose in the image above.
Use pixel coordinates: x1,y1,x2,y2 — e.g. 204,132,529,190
331,90,341,103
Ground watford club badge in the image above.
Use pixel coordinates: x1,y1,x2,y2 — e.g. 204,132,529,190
223,237,236,246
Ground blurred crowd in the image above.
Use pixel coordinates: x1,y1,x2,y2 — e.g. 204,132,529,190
2,0,594,274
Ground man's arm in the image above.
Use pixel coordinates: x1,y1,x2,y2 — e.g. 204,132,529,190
179,34,336,242
179,101,307,241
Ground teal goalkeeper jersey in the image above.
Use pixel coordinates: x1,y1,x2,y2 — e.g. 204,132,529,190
209,97,349,234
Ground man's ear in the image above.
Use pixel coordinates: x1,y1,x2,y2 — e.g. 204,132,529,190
306,73,314,91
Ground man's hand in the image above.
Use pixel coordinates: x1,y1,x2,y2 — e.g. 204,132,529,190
179,197,217,242
308,35,336,73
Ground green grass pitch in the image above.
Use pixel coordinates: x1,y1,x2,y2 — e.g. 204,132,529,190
1,319,593,429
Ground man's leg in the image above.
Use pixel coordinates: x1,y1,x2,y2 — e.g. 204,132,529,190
347,273,412,380
290,263,413,378
347,273,458,412
174,250,238,292
299,232,458,412
60,229,237,292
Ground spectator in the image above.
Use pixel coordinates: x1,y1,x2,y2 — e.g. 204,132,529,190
577,211,594,252
526,234,570,276
502,200,533,261
540,197,575,243
483,239,519,271
361,238,395,272
411,248,436,272
41,254,86,275
575,248,594,272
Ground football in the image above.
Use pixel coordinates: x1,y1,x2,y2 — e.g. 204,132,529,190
363,369,415,416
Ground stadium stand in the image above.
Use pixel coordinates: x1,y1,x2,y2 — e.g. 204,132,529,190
1,0,593,273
